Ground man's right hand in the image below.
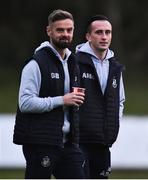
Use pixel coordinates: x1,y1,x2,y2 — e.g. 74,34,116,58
63,92,85,107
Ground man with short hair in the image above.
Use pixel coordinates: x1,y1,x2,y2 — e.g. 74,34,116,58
13,9,85,179
76,15,125,179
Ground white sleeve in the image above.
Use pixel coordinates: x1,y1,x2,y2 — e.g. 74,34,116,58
19,60,64,113
119,73,125,120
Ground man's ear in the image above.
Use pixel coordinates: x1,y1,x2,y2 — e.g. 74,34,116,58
86,33,90,41
46,25,51,36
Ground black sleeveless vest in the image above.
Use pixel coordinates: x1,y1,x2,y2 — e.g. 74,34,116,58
13,47,80,147
76,52,124,147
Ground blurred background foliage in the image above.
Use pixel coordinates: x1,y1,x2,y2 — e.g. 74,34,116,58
0,0,148,114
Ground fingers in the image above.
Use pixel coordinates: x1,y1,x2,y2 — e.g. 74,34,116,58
71,93,85,106
63,92,85,106
73,94,84,104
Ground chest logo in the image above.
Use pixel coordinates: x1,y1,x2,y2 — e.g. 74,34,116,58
51,73,59,79
112,78,117,88
41,156,51,168
82,73,95,79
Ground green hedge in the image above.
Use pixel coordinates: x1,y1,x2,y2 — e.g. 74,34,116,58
0,70,147,115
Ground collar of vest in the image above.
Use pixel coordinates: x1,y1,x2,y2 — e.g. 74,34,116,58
77,52,124,70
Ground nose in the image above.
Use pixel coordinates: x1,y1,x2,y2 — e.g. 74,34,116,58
102,32,107,38
62,30,69,36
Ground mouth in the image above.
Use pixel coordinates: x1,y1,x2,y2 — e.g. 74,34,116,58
59,40,70,44
60,39,69,42
100,42,108,46
60,37,69,41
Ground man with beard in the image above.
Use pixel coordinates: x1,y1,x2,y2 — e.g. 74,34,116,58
13,9,85,179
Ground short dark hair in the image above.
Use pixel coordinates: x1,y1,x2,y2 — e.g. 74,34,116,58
86,14,110,33
48,9,74,25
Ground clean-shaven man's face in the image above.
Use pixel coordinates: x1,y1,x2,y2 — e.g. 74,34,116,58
86,20,112,52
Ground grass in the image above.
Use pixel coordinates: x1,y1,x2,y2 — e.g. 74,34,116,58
0,83,18,113
0,169,24,179
0,69,19,113
110,169,148,179
124,84,148,115
0,169,148,179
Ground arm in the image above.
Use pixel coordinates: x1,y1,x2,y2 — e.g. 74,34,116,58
19,60,85,113
119,73,125,120
19,60,63,113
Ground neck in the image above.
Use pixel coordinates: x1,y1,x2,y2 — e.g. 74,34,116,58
51,43,66,60
56,48,66,60
90,45,107,61
96,50,107,61
94,49,107,61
